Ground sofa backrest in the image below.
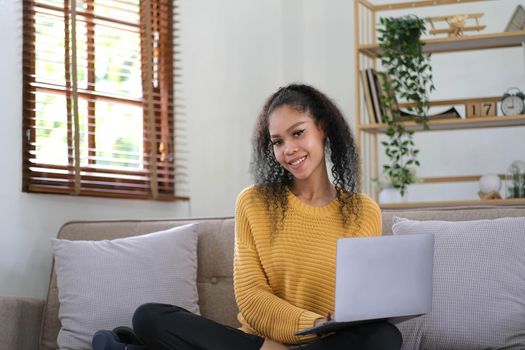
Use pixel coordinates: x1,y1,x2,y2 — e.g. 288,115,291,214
381,206,525,234
40,206,525,349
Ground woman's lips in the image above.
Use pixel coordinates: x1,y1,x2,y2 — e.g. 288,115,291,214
288,156,307,168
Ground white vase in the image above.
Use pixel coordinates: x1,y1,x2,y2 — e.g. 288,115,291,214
379,188,408,203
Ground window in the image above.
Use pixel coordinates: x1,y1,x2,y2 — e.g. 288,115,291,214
22,0,186,200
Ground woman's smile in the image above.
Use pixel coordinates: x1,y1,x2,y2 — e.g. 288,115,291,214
288,155,307,168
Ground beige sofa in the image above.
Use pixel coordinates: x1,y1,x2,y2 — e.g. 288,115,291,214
2,205,525,350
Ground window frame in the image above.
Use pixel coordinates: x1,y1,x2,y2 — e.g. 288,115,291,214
22,0,187,201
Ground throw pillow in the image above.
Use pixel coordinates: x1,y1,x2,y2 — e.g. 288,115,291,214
392,216,525,350
52,224,199,350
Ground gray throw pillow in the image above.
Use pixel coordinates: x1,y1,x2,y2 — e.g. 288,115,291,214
392,216,525,350
52,224,199,350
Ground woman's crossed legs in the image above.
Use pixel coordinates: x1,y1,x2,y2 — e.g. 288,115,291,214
132,303,402,350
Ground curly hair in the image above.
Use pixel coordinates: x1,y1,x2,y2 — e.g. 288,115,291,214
250,83,361,228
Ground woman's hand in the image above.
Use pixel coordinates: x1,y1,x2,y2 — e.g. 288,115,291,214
260,338,288,350
314,317,326,326
314,311,332,326
261,312,333,349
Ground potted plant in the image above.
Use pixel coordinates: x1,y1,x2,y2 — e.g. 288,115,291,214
372,166,418,203
376,15,435,197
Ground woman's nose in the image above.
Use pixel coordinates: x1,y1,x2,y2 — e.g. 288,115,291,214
284,141,298,155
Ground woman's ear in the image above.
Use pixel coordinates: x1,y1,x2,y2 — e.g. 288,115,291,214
316,118,328,137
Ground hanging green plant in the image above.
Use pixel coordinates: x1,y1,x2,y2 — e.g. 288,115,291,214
376,15,435,196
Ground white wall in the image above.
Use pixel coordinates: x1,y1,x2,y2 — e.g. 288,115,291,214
302,0,356,119
178,0,286,217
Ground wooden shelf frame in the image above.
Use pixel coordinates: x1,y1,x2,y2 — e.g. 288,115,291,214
359,0,489,12
380,198,525,209
418,174,504,184
354,0,525,206
360,114,525,133
359,31,525,58
397,96,500,108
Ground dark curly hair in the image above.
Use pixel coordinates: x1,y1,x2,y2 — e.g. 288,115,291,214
251,83,361,227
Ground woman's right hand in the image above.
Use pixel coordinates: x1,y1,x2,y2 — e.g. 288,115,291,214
260,338,288,350
314,317,327,326
314,311,332,326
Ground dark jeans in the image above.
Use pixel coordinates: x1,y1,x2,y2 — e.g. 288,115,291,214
132,303,402,350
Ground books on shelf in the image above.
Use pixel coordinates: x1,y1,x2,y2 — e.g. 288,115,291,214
360,69,377,123
360,67,385,124
505,5,525,32
368,68,384,123
360,67,461,124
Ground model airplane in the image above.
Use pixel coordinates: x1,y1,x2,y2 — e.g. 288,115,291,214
426,13,486,37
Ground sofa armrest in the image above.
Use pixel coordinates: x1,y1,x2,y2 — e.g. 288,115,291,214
0,296,44,350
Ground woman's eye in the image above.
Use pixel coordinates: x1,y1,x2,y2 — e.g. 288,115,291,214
293,129,305,137
271,140,282,146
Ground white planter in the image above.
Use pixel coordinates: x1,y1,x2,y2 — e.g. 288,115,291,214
379,188,408,203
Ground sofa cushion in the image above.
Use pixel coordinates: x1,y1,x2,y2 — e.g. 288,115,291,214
392,216,525,350
52,224,199,350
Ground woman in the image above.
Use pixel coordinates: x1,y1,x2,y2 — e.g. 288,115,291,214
131,84,402,350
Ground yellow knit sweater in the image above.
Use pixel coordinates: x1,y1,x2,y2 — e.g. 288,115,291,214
233,185,382,344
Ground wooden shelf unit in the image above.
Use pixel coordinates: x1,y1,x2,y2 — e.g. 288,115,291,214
354,0,525,208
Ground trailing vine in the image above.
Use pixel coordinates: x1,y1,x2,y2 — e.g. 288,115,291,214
377,15,435,196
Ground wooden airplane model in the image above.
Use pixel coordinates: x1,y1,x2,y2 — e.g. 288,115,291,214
426,13,486,37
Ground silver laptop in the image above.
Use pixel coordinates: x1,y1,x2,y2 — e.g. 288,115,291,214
296,233,434,336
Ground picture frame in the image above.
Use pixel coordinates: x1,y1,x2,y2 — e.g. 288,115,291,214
505,5,525,32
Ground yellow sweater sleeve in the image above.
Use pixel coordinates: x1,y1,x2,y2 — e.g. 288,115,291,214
233,193,322,344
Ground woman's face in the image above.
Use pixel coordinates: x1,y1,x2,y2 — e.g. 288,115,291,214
268,105,326,182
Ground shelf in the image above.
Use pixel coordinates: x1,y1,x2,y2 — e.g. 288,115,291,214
380,198,525,209
397,96,500,109
359,31,525,58
359,114,525,134
369,0,487,12
418,174,504,184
